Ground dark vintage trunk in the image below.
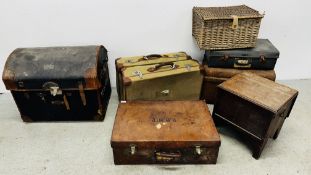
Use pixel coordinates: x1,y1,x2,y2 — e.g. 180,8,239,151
2,45,111,122
111,101,221,164
201,65,276,104
213,72,298,159
204,39,279,70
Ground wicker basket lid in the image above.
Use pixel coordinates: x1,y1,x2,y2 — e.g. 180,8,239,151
194,5,264,20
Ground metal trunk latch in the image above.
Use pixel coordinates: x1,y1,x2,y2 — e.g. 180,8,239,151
133,70,143,79
185,64,191,71
195,145,202,155
50,87,59,96
130,145,136,155
78,82,87,106
42,82,62,96
161,89,170,96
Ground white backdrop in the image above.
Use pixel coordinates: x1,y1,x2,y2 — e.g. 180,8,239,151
1,0,311,92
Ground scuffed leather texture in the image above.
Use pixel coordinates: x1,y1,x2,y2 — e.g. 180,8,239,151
3,45,107,90
111,101,220,164
2,45,112,121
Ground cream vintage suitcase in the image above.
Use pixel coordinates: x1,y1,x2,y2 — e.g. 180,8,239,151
115,52,192,101
120,59,203,101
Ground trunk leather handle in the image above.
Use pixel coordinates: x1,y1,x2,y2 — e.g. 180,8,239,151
63,95,70,110
138,54,163,61
147,62,176,72
155,151,181,161
234,58,251,68
236,59,250,65
145,54,162,59
137,53,184,62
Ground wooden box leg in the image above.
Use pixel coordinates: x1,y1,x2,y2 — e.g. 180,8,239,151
273,119,286,140
252,138,268,159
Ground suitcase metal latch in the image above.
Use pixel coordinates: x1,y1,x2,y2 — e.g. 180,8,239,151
133,70,143,79
195,145,202,155
50,87,60,96
237,59,249,65
161,89,170,96
130,145,136,155
185,64,191,71
42,82,62,96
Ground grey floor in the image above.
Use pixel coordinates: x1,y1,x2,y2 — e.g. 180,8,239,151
0,79,310,175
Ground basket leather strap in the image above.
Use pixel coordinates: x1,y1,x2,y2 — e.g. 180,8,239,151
231,15,239,29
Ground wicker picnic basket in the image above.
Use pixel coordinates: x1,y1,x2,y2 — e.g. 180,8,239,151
192,5,264,50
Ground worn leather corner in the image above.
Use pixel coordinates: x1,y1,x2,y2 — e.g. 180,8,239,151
21,115,33,122
123,76,132,86
199,65,206,75
2,69,17,90
84,67,101,89
115,58,124,71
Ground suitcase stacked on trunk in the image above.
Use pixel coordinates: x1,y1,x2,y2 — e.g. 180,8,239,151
192,5,280,104
193,5,298,159
112,52,221,164
1,4,300,165
115,52,203,101
201,39,279,104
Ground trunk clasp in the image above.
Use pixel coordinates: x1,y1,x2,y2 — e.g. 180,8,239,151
195,145,202,155
42,82,62,96
130,145,136,155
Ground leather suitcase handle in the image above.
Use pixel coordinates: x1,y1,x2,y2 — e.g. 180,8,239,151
137,54,163,61
147,62,177,72
234,58,251,68
235,59,250,65
145,54,162,58
155,151,181,161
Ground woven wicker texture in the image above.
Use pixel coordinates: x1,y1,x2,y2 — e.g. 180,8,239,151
192,5,264,50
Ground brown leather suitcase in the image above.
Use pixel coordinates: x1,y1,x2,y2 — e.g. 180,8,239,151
212,72,298,159
2,45,111,122
111,101,221,164
201,65,276,104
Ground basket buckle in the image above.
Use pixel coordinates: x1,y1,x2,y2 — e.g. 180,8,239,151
231,15,239,29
